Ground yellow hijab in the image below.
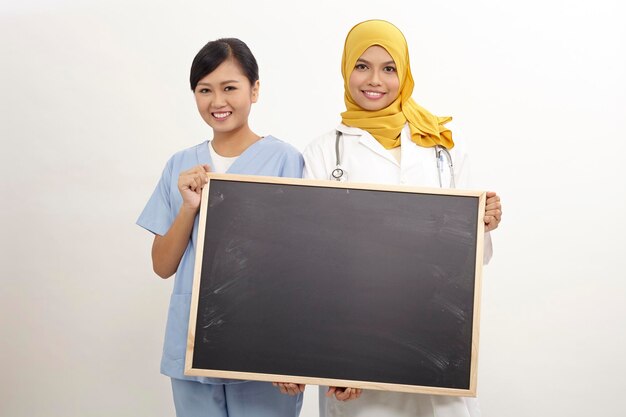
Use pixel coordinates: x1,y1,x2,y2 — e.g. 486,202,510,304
341,20,454,149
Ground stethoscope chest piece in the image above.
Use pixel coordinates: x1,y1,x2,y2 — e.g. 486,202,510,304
330,167,344,181
330,166,347,181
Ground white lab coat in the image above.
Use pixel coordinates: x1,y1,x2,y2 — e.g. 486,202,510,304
302,123,492,417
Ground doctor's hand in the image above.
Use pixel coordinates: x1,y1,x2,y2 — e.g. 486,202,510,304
177,164,211,212
327,386,362,401
484,191,502,232
273,382,305,396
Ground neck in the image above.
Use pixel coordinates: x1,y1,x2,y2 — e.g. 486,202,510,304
212,125,261,157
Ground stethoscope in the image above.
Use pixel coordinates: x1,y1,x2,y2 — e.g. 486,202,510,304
330,130,456,188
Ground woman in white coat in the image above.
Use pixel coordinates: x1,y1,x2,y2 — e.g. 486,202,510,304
280,19,502,417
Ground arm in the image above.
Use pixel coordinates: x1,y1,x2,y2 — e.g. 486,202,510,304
151,164,210,278
151,206,198,278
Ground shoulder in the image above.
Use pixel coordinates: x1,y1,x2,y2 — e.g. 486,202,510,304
260,135,302,158
162,141,207,173
168,141,207,163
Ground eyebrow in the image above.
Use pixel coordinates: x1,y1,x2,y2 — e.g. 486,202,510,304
197,80,241,86
356,58,396,66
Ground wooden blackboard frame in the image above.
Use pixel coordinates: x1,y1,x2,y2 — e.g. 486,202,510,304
185,173,486,396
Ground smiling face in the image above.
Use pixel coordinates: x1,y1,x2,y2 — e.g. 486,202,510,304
348,45,400,111
193,59,259,138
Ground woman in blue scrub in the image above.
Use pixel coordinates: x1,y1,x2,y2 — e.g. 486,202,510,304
137,38,303,417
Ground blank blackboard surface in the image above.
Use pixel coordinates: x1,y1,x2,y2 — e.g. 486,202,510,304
185,174,485,396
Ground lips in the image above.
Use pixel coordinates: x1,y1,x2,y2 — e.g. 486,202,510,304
362,90,385,99
211,111,232,120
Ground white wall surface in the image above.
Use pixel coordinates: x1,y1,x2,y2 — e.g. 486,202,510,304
1,1,624,416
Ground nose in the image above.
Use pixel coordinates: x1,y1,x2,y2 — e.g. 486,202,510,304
368,70,382,86
212,91,227,108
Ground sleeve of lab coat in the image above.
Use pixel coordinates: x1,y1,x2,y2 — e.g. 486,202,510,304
454,145,493,265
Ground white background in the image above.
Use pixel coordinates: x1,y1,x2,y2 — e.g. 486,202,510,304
1,1,625,416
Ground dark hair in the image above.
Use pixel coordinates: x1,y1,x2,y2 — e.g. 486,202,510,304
189,38,259,90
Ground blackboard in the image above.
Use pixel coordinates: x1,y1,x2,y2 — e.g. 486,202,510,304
185,174,485,396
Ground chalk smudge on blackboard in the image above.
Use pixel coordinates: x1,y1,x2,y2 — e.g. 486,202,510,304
224,239,247,255
200,307,227,343
208,192,225,208
433,293,467,322
200,305,218,322
438,220,474,243
428,264,446,279
210,239,250,294
413,345,450,371
202,314,225,329
382,216,438,234
402,340,451,371
212,277,243,294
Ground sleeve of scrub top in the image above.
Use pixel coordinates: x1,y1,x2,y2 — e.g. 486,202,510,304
454,147,493,265
280,150,305,179
136,158,175,237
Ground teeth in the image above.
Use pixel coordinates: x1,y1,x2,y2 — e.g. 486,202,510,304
212,112,231,118
363,91,384,98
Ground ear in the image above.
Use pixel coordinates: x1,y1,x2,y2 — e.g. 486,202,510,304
251,80,260,103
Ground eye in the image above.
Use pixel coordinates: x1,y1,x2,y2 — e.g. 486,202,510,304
224,86,237,91
197,88,210,94
383,66,396,73
355,63,368,71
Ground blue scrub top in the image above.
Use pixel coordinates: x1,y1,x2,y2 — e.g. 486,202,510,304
137,136,304,383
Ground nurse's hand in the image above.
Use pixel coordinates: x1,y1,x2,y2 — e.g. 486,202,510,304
484,191,502,232
273,382,305,396
327,386,362,401
178,164,211,211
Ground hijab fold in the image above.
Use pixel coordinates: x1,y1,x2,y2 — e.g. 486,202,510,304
341,20,454,149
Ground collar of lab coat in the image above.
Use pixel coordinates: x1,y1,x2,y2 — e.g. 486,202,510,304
336,123,399,166
336,123,424,170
